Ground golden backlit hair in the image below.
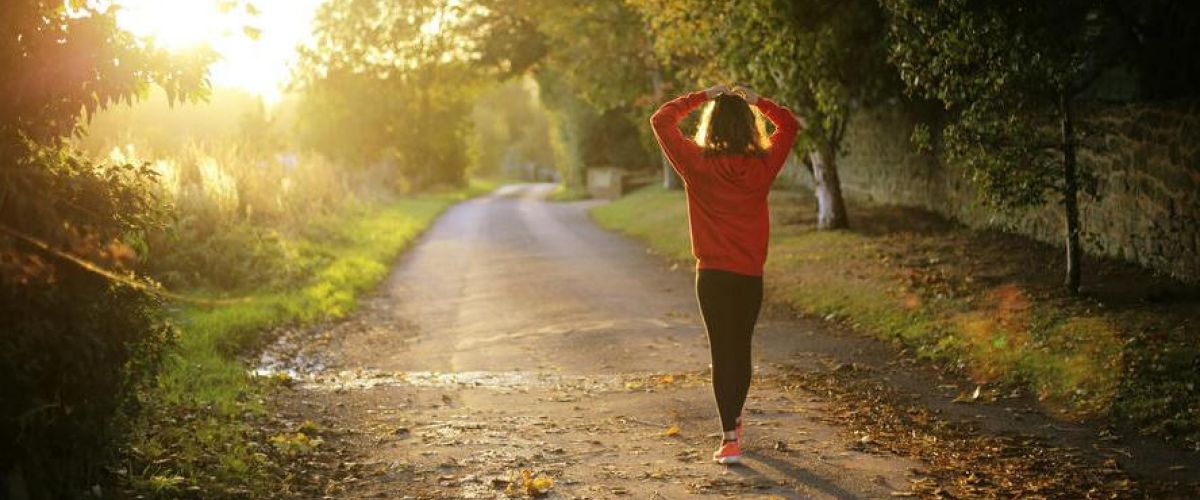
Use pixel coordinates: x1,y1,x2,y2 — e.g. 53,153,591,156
694,93,769,157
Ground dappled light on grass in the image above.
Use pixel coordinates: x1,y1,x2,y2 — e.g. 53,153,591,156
125,195,463,494
6,0,1200,496
594,186,1198,440
951,286,1122,420
774,364,1156,498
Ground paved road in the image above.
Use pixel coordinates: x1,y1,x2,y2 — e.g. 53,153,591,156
265,183,1199,498
275,183,920,499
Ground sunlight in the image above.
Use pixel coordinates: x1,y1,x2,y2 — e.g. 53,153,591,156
114,0,326,104
420,17,443,36
114,0,231,50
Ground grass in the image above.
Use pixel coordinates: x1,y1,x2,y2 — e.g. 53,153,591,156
591,185,1200,448
121,181,493,497
545,183,591,202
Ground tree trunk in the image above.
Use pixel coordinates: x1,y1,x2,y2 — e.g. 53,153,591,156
809,142,849,229
646,56,682,191
1061,95,1082,294
662,153,682,190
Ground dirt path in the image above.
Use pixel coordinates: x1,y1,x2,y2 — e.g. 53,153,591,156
263,184,1197,499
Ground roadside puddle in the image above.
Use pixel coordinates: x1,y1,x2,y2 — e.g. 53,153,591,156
253,366,709,394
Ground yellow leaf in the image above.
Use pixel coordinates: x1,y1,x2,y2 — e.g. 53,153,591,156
664,425,681,437
529,476,554,493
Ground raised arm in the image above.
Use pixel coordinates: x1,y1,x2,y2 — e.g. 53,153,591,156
650,86,724,178
753,96,801,175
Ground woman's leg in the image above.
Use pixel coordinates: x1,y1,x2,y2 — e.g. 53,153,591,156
697,269,764,433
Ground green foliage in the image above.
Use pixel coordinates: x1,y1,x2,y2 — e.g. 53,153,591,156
123,194,462,496
594,187,1200,446
0,3,213,494
524,0,659,112
1,267,176,498
0,3,213,146
474,0,664,174
590,186,692,261
77,88,273,157
129,144,355,291
883,0,1106,209
630,0,896,152
471,78,556,178
546,184,591,202
293,0,480,189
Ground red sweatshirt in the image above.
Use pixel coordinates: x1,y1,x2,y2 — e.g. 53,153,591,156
650,91,800,276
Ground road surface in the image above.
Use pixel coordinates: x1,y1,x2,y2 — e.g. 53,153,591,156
265,183,1195,499
268,183,920,498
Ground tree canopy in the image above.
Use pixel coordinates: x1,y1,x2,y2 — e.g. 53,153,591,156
292,0,480,188
1,2,214,493
884,0,1131,292
632,0,898,228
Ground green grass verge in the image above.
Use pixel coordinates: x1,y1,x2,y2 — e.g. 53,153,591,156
545,183,591,202
591,185,1199,447
589,186,691,260
123,184,491,497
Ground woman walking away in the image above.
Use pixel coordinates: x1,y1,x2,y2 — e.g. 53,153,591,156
650,84,800,464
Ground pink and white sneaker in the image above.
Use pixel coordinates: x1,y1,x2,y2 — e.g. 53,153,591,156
712,439,742,464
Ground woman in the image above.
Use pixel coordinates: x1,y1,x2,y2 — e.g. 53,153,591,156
650,84,800,464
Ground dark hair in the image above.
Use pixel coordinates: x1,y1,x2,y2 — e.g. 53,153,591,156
694,93,768,157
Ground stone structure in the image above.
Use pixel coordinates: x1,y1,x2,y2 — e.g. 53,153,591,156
587,166,629,200
785,101,1200,283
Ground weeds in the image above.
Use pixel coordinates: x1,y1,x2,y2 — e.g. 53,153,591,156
85,140,493,496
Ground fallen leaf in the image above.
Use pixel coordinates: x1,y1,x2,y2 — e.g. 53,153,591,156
504,469,554,497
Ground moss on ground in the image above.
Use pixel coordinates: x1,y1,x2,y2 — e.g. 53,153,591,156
591,185,1200,449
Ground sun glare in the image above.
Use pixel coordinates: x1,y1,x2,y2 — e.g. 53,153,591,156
114,0,326,105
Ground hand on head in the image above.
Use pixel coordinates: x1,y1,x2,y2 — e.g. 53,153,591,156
703,84,758,104
732,85,758,105
703,84,729,99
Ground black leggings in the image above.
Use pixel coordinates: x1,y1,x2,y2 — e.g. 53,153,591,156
696,269,763,432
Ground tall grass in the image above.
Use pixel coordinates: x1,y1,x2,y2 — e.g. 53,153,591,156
86,138,493,495
105,141,398,292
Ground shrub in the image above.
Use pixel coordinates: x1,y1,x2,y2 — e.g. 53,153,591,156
0,144,178,497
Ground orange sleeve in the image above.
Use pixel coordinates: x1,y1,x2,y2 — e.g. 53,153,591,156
650,91,708,179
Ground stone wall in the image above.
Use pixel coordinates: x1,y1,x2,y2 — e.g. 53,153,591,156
786,100,1200,283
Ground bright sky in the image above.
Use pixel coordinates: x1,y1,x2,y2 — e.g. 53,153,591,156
114,0,327,105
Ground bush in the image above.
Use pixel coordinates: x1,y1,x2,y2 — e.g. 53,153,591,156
99,143,361,292
0,143,177,497
0,277,175,497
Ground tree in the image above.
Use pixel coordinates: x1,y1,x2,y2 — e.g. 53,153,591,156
883,0,1132,294
470,77,557,178
631,0,897,229
472,0,669,186
292,0,480,189
1,1,212,494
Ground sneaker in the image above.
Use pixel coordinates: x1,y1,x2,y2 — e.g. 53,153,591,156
712,439,742,464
